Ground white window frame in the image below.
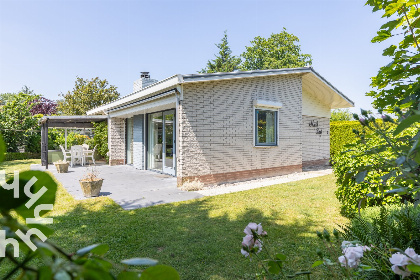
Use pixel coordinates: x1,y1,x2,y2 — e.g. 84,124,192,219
253,100,282,147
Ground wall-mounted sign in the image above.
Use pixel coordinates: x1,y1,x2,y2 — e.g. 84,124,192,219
309,120,318,127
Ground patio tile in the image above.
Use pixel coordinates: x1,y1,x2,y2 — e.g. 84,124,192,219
31,164,203,210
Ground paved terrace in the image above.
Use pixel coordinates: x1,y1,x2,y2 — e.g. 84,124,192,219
31,164,203,210
31,164,332,210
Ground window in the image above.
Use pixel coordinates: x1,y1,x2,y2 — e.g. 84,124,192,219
255,109,278,146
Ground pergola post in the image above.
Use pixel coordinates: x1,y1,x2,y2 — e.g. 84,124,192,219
40,120,49,169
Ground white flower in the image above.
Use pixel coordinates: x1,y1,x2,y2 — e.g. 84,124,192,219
241,234,262,257
244,223,263,235
341,241,352,249
362,246,371,252
405,248,420,264
391,264,411,279
241,248,249,257
338,243,367,269
338,255,347,266
389,252,409,266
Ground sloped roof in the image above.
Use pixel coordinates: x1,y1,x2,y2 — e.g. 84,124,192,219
87,67,354,115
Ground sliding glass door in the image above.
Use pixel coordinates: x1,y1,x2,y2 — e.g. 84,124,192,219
148,110,175,175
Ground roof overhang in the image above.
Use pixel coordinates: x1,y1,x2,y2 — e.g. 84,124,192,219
87,67,354,115
39,115,108,128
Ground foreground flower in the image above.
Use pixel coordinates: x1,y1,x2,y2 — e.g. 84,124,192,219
389,252,409,267
338,241,369,269
389,248,420,278
404,248,420,264
391,264,411,279
241,234,262,257
244,223,264,236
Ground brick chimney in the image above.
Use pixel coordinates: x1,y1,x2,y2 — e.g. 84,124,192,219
133,72,158,92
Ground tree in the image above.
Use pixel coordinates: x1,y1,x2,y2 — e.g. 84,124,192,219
200,31,241,73
366,0,420,111
0,92,39,152
241,28,312,71
0,93,16,106
58,77,120,115
29,97,57,115
330,109,354,122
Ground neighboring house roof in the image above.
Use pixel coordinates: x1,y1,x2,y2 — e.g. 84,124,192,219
86,67,354,115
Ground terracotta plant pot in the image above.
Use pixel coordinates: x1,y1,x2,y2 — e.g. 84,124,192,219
79,179,103,197
54,162,69,173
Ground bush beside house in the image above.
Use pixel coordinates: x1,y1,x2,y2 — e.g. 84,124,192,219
330,121,362,159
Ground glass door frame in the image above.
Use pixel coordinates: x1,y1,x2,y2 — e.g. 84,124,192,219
146,109,176,176
162,110,175,176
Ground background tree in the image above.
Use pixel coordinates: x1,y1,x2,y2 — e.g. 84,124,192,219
241,28,312,70
330,109,354,122
200,31,241,73
0,93,16,107
0,91,39,152
366,0,420,111
58,77,120,115
29,97,57,115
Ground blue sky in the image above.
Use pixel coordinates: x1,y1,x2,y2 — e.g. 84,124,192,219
0,0,390,113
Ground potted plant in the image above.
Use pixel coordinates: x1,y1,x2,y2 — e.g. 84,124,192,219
79,168,103,197
53,160,69,173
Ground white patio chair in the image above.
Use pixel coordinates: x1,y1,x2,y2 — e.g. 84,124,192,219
154,144,162,161
84,145,97,165
59,145,71,162
71,145,85,167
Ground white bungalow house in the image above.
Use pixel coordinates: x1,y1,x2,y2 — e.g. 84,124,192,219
87,67,354,186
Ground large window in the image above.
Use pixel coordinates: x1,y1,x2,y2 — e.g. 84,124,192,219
255,109,278,146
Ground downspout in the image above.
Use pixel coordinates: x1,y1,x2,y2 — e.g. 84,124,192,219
175,82,183,182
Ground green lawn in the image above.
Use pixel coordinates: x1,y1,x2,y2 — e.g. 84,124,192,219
0,160,347,279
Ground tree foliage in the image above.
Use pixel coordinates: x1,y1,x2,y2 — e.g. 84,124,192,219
0,92,40,152
58,77,120,115
200,31,241,73
330,109,354,122
29,97,57,115
0,93,16,107
366,0,420,111
241,28,312,71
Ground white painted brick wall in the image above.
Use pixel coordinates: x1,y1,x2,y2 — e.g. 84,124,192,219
108,117,126,164
302,116,330,162
178,74,303,178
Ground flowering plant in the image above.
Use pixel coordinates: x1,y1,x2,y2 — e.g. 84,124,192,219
241,223,311,279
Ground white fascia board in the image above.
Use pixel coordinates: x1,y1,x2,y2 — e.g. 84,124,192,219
87,75,181,115
253,100,283,109
182,68,311,83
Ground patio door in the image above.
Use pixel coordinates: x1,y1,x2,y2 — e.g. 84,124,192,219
162,110,175,175
147,109,175,176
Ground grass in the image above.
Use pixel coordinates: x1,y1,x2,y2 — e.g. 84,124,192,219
0,159,40,179
0,160,347,279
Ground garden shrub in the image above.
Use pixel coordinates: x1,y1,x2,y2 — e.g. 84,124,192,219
5,152,40,161
341,205,420,252
330,121,363,159
333,119,413,217
88,122,108,159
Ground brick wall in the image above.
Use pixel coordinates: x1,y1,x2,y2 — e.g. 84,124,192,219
133,114,145,169
302,116,330,167
108,117,126,166
177,74,303,185
301,88,331,167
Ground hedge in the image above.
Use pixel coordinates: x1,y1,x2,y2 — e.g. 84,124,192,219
5,152,41,161
330,121,363,158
